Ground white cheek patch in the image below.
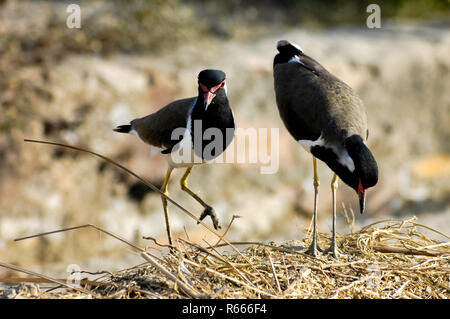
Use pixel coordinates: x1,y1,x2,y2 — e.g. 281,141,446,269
337,149,355,172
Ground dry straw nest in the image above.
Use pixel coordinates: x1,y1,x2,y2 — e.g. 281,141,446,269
2,217,448,299
96,217,450,299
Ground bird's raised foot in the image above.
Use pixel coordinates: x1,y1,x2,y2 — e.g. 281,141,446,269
197,205,221,230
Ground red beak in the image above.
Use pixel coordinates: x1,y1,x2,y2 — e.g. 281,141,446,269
358,178,366,214
199,81,223,110
203,91,216,110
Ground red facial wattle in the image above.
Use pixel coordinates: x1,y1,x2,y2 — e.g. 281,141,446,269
199,81,225,110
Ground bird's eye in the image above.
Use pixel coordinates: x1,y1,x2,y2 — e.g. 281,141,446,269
220,81,225,87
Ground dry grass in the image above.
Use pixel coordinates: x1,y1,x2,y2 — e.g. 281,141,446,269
1,217,449,299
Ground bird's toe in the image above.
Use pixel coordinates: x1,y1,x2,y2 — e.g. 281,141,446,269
322,245,344,260
197,205,221,230
305,242,322,257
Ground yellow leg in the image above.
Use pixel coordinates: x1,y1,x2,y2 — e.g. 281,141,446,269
331,173,338,190
313,157,320,189
324,173,340,258
306,157,321,256
180,166,208,207
161,167,173,245
180,166,221,229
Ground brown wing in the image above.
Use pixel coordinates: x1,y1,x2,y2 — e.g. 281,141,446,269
274,54,367,144
131,97,196,149
321,77,368,143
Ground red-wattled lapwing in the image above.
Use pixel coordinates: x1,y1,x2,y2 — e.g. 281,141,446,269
273,40,378,258
114,69,235,245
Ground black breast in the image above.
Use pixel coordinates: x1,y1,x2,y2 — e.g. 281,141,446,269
190,91,235,160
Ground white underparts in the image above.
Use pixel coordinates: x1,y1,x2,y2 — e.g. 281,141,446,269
130,128,161,157
298,134,355,172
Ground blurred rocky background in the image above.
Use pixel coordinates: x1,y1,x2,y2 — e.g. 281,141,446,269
0,0,449,276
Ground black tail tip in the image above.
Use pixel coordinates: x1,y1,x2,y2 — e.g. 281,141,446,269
113,125,131,133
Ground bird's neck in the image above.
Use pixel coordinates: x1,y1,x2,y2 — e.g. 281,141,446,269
273,53,293,67
189,89,234,161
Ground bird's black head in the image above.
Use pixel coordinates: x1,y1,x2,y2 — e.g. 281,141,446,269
276,40,304,55
311,134,378,214
344,135,378,213
274,40,304,66
198,69,227,110
198,69,226,88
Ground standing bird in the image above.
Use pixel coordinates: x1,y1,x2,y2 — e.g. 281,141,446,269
114,69,235,245
273,40,378,258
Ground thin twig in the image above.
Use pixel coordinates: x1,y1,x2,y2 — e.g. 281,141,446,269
392,280,410,298
372,245,443,257
15,224,144,252
411,222,450,240
142,236,174,249
178,238,229,265
0,261,93,295
268,253,281,293
211,215,242,249
202,238,254,287
183,226,191,242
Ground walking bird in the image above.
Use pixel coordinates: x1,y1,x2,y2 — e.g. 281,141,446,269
114,69,235,245
273,40,378,258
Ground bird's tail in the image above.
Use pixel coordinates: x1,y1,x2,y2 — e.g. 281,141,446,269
113,124,132,133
